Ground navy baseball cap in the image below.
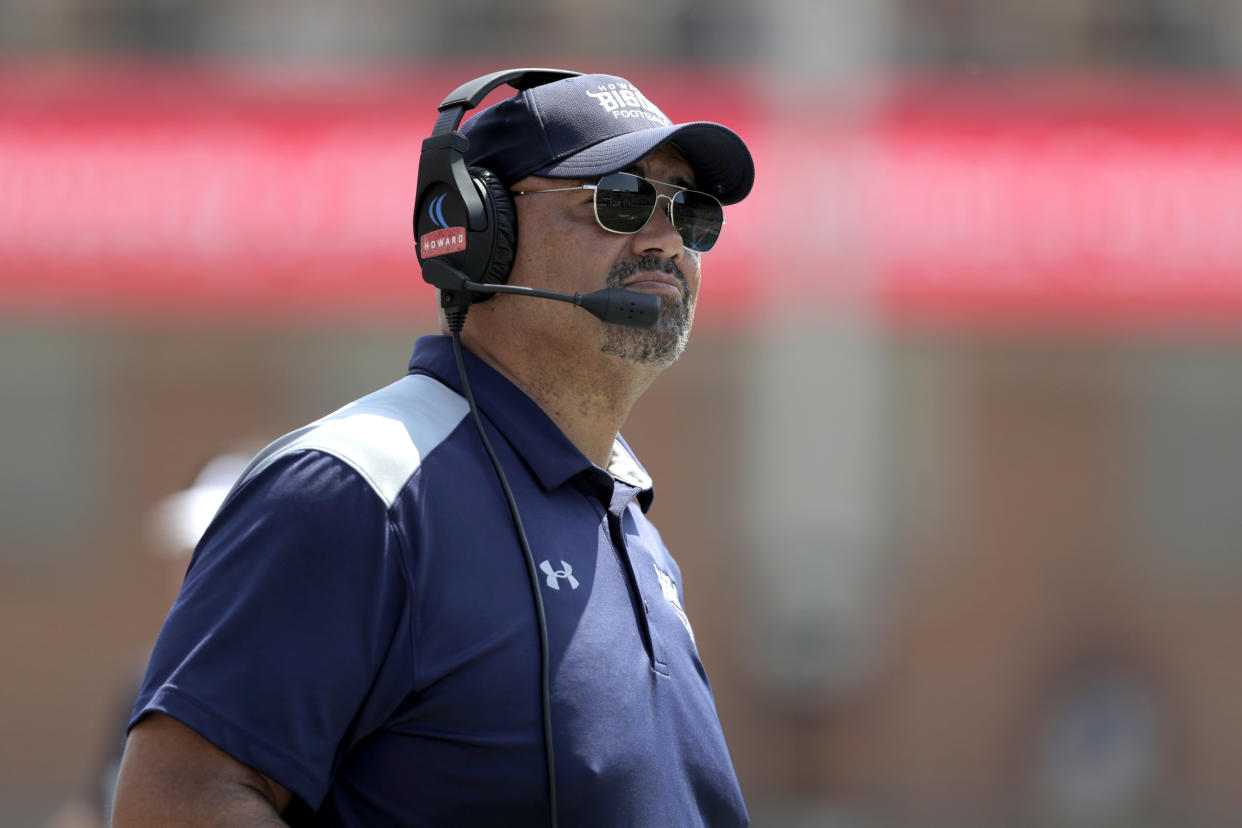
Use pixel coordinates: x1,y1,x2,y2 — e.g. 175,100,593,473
460,73,754,205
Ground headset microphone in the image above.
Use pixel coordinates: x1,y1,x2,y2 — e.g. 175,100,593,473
422,259,661,330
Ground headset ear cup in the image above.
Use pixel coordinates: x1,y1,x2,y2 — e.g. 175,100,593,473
469,166,518,287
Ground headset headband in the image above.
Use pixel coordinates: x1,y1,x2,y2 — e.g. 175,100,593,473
431,69,582,135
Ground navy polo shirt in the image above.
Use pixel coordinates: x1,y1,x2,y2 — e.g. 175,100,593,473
130,335,748,827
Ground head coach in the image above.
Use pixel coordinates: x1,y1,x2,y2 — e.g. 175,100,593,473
112,68,755,827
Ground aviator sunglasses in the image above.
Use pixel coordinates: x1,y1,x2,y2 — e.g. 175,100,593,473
511,171,726,253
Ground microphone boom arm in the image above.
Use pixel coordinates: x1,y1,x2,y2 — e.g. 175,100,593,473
422,259,660,330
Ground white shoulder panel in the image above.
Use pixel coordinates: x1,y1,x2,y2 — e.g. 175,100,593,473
233,374,470,509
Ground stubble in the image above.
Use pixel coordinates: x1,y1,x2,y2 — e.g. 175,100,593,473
599,254,695,367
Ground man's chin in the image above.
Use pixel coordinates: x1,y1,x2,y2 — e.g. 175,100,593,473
600,295,693,367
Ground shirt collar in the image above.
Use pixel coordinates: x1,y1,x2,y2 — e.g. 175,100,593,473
407,335,655,511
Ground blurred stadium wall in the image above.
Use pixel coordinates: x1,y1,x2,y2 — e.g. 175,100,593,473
2,2,1242,826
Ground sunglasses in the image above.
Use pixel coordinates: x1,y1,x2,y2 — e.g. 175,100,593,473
511,172,725,253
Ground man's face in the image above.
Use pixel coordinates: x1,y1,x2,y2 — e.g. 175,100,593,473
505,144,702,368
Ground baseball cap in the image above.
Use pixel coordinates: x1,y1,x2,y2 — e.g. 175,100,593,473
460,73,754,205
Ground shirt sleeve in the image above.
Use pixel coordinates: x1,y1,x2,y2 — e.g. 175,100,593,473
129,450,412,809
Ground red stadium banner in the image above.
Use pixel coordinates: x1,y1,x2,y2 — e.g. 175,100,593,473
862,81,1242,329
2,63,1242,328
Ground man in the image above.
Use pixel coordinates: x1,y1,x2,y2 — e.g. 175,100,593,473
112,71,754,826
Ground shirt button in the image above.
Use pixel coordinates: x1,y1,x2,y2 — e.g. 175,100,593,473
643,600,651,614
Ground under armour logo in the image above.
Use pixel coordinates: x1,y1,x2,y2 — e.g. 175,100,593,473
539,560,580,591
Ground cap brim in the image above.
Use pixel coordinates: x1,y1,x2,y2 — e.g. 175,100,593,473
532,121,754,205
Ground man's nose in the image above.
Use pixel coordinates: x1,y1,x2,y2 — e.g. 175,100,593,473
632,193,683,258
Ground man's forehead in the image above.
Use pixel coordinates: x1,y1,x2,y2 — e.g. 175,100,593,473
627,144,695,187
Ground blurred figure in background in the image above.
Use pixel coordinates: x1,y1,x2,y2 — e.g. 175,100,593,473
46,449,254,828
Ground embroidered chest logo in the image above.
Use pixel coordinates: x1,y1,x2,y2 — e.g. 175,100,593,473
540,559,580,591
585,83,671,126
653,564,695,642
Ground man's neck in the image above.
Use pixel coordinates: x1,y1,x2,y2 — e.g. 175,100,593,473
460,330,658,468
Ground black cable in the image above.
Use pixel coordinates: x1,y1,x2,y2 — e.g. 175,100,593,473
448,323,559,828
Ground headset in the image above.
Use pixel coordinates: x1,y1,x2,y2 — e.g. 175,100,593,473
411,69,613,828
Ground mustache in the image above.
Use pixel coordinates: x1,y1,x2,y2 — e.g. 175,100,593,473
606,254,689,297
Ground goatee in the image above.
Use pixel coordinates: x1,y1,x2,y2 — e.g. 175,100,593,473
599,254,694,367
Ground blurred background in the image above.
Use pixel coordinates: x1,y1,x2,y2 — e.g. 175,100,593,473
2,1,1242,826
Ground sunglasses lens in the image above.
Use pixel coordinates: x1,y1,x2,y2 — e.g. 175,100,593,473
594,173,657,233
672,191,724,253
592,172,725,253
